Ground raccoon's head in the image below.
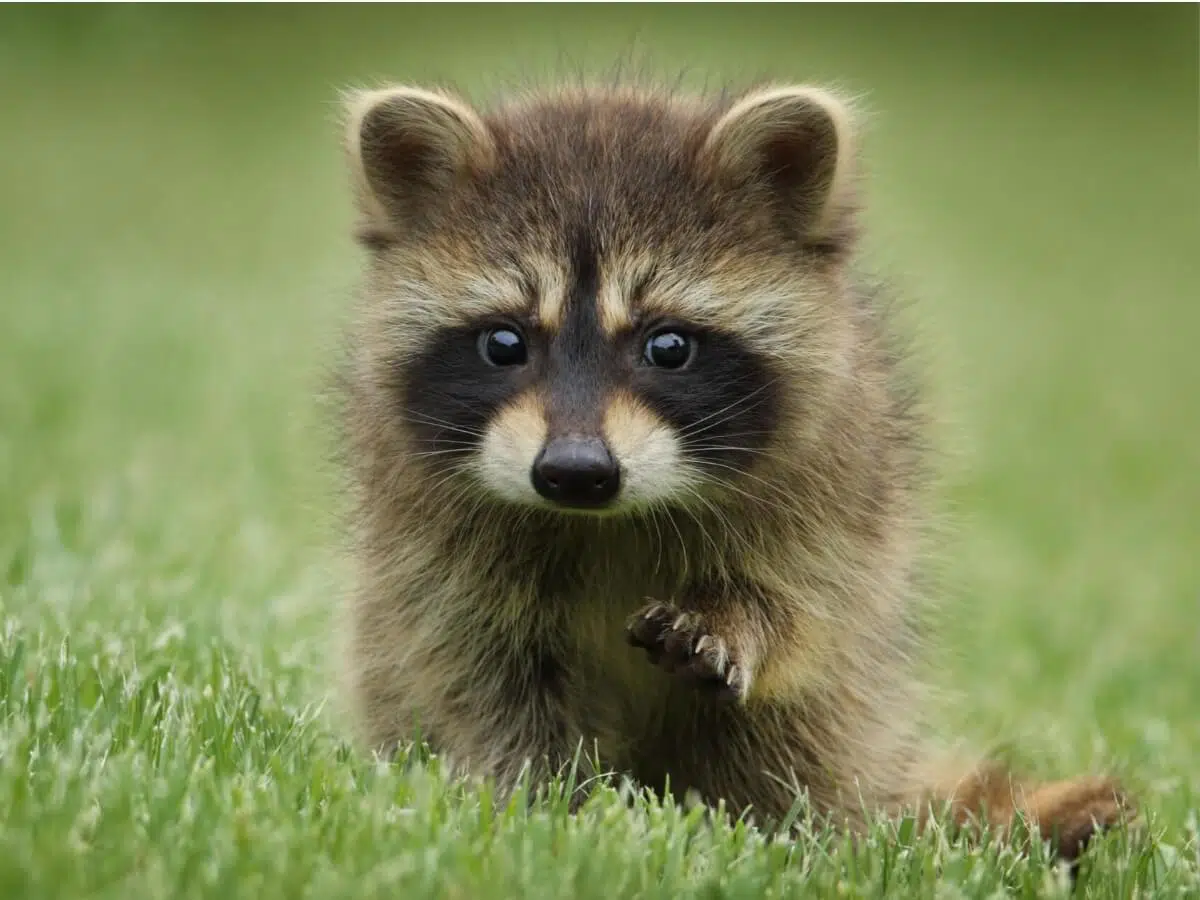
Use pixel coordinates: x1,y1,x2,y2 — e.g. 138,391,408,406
344,81,861,517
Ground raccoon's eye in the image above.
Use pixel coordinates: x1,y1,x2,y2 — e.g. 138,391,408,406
479,328,528,367
643,330,694,369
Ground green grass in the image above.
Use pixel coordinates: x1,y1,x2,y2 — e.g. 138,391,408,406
1,5,1197,897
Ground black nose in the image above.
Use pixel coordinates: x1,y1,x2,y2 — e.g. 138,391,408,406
531,437,621,508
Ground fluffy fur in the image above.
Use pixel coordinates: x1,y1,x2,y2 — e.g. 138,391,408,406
334,76,1131,864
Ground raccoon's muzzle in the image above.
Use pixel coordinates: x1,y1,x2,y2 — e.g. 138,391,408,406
531,436,621,508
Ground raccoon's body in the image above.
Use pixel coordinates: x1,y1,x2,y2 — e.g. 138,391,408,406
336,79,1129,859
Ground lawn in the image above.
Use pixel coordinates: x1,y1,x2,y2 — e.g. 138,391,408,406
1,5,1197,897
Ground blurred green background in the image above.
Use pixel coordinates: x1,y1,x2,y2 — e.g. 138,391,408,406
0,0,1197,867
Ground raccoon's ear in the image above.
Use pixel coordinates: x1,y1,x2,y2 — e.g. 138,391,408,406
701,86,857,248
343,86,495,241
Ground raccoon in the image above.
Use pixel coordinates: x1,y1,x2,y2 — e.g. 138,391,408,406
335,78,1131,862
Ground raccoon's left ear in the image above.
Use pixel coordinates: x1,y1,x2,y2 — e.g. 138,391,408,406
701,86,858,248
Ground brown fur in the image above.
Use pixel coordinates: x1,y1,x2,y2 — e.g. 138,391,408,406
334,77,1132,863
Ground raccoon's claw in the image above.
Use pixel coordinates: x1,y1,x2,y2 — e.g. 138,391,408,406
625,601,747,700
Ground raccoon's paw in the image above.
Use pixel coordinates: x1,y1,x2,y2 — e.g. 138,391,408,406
1023,775,1135,864
625,601,748,700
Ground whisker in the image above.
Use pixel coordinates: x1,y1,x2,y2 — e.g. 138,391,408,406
648,502,665,577
687,430,779,443
400,411,486,440
684,488,751,559
682,445,773,455
409,437,480,447
677,502,722,571
407,448,477,460
420,462,477,500
659,504,689,580
678,396,776,443
678,380,779,439
693,460,800,519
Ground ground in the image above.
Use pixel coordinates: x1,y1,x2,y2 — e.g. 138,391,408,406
1,6,1197,898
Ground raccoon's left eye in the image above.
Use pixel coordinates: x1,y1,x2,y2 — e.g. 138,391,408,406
643,330,694,369
479,328,528,367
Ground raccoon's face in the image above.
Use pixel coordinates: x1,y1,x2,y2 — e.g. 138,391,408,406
345,83,857,515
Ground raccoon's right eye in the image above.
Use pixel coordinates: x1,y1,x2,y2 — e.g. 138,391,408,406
479,328,528,367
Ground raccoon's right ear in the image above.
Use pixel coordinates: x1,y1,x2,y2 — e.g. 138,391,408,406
342,86,495,243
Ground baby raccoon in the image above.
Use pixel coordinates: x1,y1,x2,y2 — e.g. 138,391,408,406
336,78,1130,861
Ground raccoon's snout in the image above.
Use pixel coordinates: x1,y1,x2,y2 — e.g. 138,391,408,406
531,437,621,509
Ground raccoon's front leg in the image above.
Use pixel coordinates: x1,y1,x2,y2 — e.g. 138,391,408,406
625,599,758,701
355,629,597,806
449,643,601,805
